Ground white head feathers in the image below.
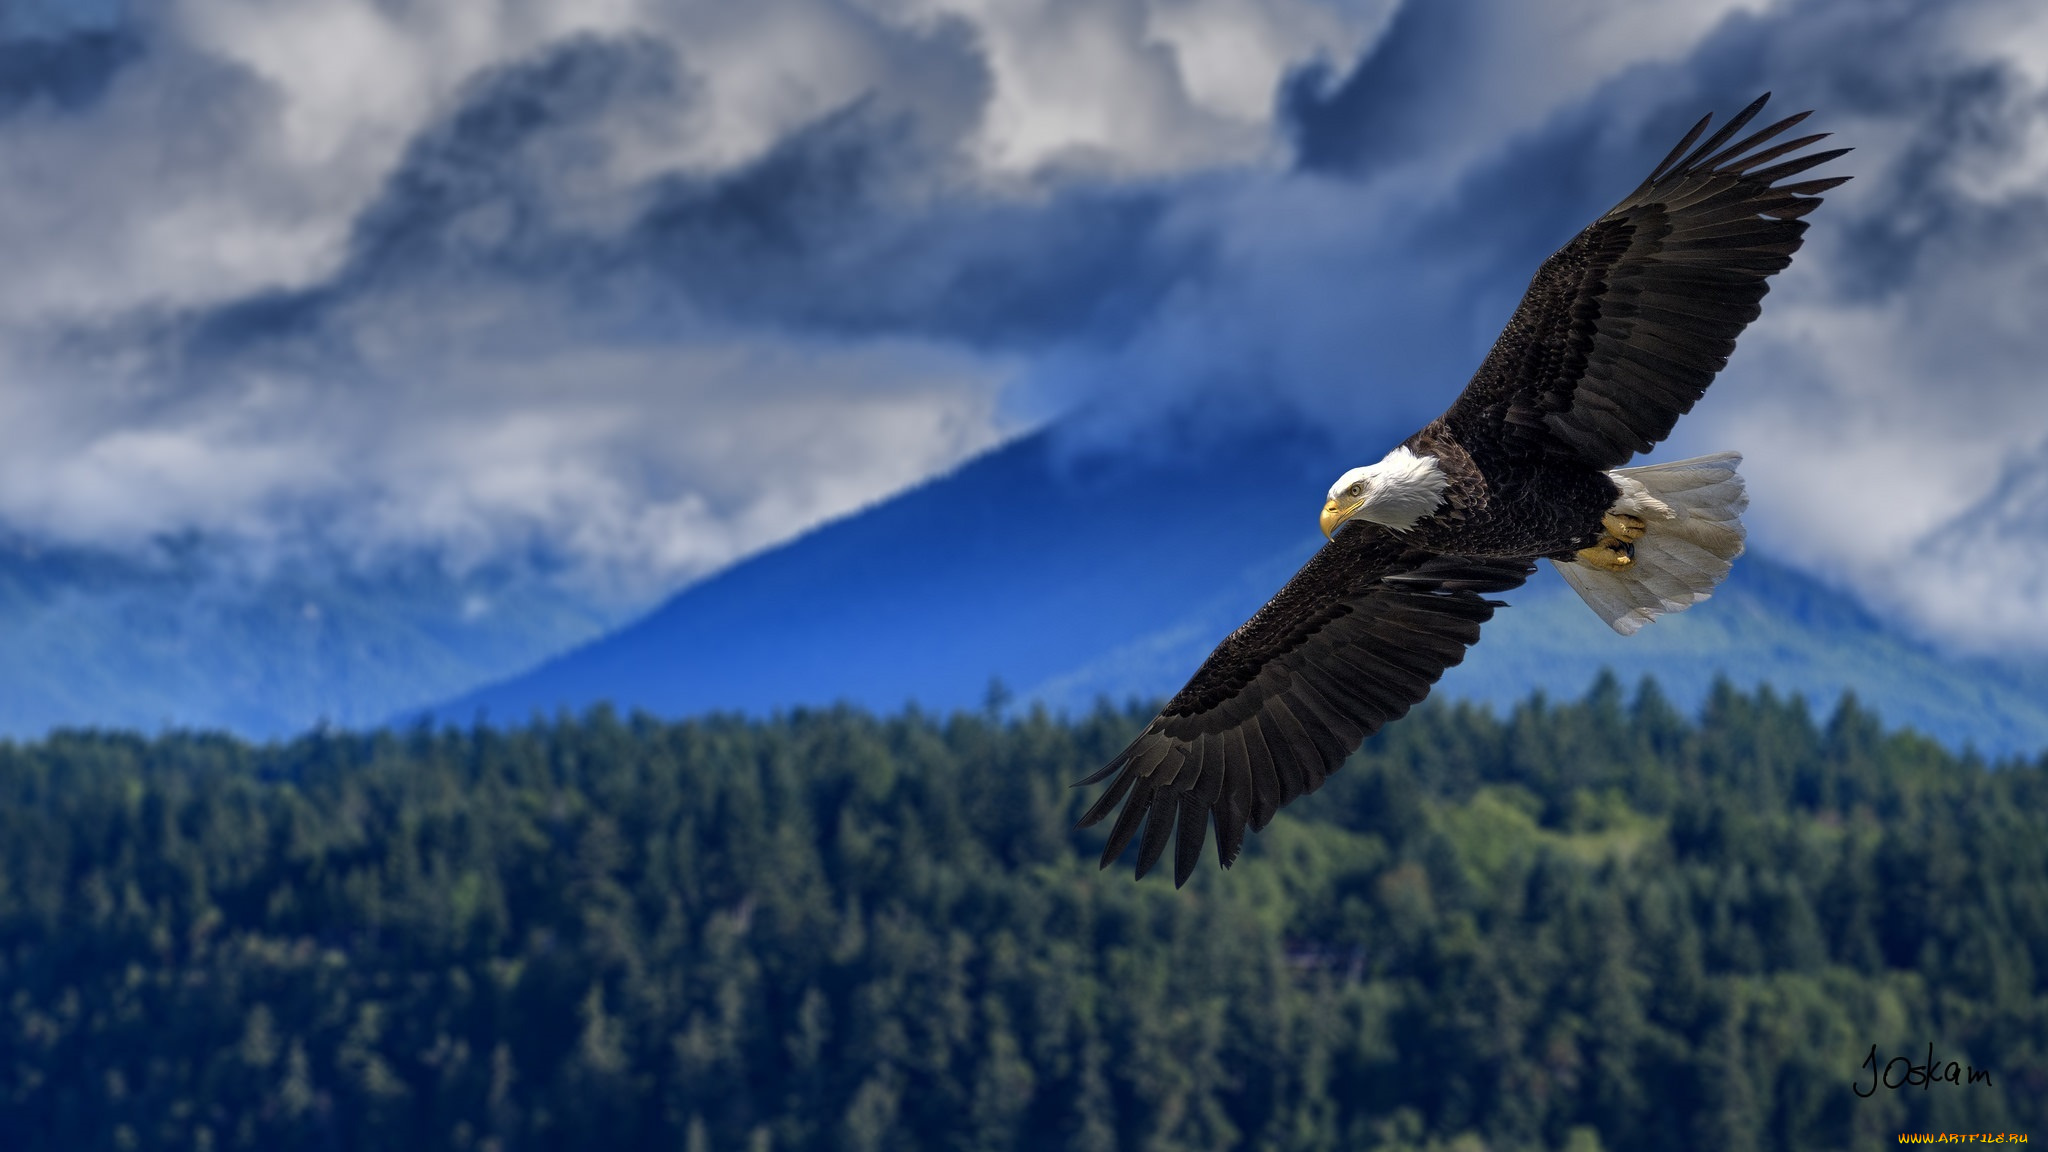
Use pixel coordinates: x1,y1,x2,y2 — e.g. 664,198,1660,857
1328,446,1449,532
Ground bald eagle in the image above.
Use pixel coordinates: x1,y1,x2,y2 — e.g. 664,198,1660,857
1076,94,1848,886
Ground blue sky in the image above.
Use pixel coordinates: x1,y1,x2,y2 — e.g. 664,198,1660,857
0,0,2045,654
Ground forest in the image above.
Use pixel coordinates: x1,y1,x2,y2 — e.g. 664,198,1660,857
1,674,2044,1150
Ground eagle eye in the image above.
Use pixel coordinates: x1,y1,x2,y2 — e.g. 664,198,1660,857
1346,482,1364,498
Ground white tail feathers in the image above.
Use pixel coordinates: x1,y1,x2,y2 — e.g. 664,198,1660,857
1554,452,1748,636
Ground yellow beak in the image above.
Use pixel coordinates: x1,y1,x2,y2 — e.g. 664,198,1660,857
1321,497,1361,540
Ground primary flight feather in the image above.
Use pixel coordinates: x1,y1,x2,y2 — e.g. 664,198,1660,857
1077,94,1849,887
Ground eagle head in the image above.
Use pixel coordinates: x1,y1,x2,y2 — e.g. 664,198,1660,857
1321,447,1449,538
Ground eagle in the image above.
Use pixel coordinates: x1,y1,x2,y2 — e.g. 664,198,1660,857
1076,94,1848,886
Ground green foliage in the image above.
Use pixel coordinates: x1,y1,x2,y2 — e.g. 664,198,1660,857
1,679,2045,1150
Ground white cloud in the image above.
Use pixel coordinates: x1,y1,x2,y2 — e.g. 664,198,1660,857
1887,442,2048,652
1149,0,1392,126
3,0,2048,665
0,314,1011,603
1065,0,2048,659
0,0,1378,609
1659,1,2048,653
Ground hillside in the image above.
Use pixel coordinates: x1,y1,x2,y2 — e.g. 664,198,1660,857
0,534,619,737
434,427,2048,757
5,689,2043,1149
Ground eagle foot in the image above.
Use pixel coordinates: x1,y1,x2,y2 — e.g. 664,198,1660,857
1602,512,1648,544
1577,538,1636,571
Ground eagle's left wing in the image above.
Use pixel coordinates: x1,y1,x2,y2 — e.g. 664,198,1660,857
1443,93,1849,470
1074,525,1531,886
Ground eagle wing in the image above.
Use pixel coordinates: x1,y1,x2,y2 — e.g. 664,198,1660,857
1444,93,1849,469
1074,525,1531,886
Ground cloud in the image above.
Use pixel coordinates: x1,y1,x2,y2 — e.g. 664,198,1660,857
1651,0,2048,651
1051,0,2048,655
1,0,2047,659
1286,0,1769,176
0,1,1285,601
1894,441,2048,652
0,29,134,115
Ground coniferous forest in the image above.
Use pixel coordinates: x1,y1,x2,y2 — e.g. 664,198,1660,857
2,676,2046,1150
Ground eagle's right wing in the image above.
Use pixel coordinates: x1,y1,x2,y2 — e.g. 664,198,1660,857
1444,93,1849,471
1074,525,1531,886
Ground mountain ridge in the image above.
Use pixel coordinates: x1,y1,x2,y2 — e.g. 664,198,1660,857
0,534,623,737
429,423,2048,758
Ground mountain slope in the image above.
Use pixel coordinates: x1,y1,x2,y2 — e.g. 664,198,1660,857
0,536,620,737
434,425,2048,757
431,424,1351,725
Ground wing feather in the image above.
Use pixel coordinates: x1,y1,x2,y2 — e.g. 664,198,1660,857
1076,525,1530,884
1262,696,1323,778
1174,792,1208,887
1259,700,1313,803
1669,92,1771,173
1077,755,1142,827
1098,768,1155,868
1645,111,1713,183
1444,94,1848,469
1133,786,1178,880
1291,669,1374,741
1237,724,1283,831
1747,147,1852,185
1216,754,1254,869
1147,736,1190,790
1697,114,1814,171
1716,130,1828,174
1778,176,1851,196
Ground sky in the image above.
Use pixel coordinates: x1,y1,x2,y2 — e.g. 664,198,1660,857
1,0,2046,653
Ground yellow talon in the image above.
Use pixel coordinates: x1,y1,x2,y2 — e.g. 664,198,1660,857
1577,537,1635,571
1602,512,1648,544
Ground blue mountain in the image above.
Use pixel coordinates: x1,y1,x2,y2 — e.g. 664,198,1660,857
0,535,621,738
432,423,2048,758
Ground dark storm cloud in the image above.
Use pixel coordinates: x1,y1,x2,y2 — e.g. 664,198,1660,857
1036,0,2048,650
178,33,696,366
181,28,1204,367
1282,0,1472,174
349,35,693,281
2,0,2046,650
0,29,137,117
631,111,1204,349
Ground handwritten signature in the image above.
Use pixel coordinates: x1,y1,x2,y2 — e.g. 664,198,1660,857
1855,1043,1993,1098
